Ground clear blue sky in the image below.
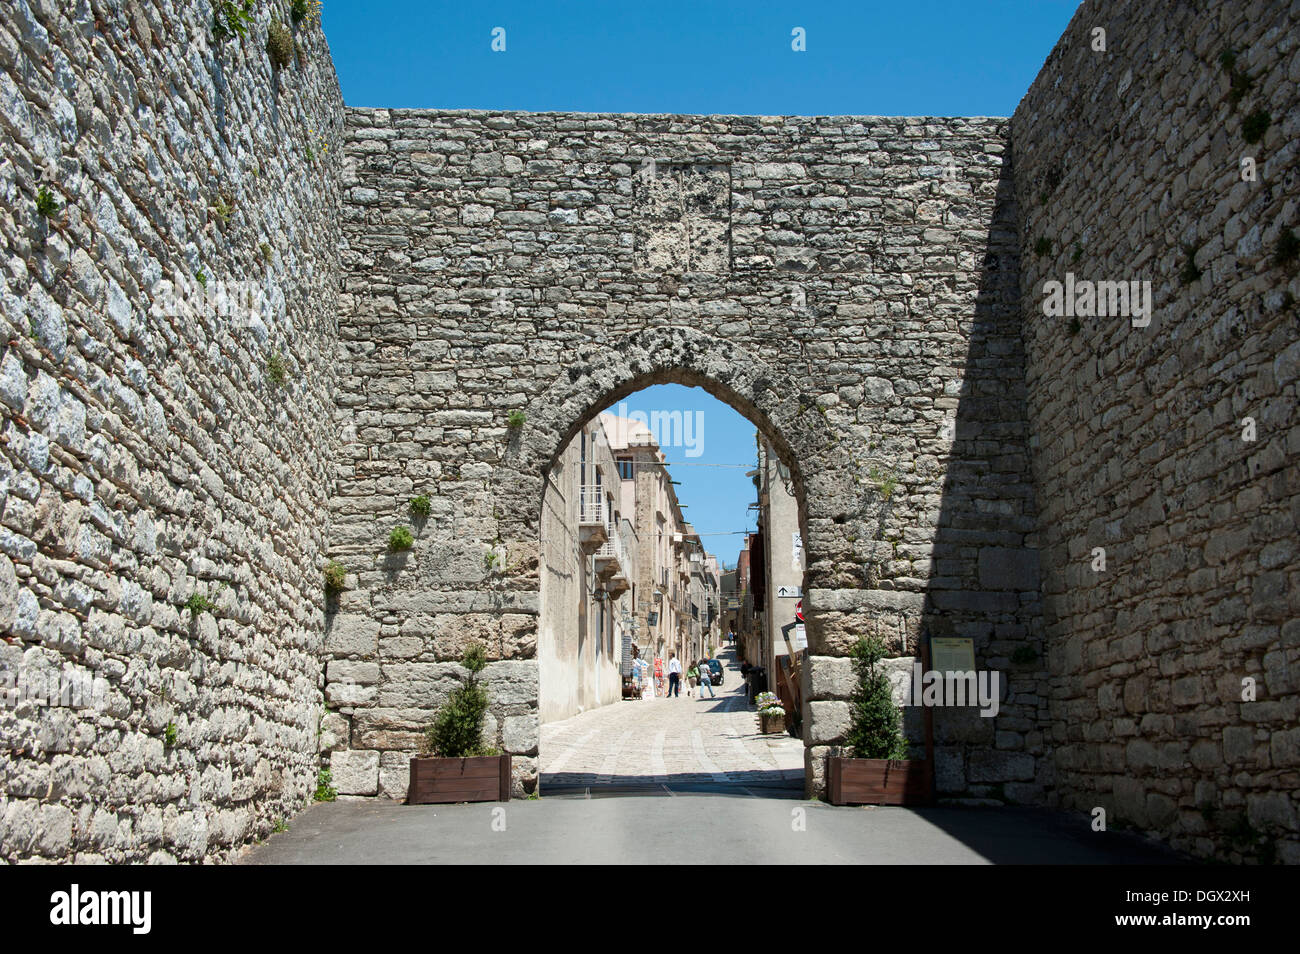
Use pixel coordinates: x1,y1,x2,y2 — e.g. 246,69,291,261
601,385,757,571
323,1,1080,115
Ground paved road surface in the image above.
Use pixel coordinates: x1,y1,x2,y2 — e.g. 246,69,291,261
539,647,804,795
242,798,1187,865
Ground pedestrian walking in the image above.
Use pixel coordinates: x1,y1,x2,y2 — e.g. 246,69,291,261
698,657,715,699
667,652,681,697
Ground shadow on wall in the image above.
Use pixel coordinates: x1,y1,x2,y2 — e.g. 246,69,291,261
910,146,1051,809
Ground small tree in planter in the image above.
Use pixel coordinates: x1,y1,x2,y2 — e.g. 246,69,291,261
754,691,786,734
828,636,931,805
408,644,511,804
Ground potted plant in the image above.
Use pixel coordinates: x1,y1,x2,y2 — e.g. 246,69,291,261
827,636,932,806
754,691,786,734
407,644,511,804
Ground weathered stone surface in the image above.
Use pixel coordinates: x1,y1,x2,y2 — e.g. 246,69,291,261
330,750,380,796
1012,0,1300,862
0,0,1289,868
0,0,343,863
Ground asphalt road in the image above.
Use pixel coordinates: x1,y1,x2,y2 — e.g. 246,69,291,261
241,796,1189,865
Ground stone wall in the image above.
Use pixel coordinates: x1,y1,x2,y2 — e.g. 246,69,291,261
1012,0,1300,861
0,0,345,861
327,107,1046,801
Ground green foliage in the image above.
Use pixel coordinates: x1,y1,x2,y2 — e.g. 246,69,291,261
266,18,294,69
323,559,346,595
1241,109,1270,144
1068,317,1081,336
195,268,208,288
164,721,178,748
844,637,908,760
484,550,501,570
35,186,58,218
291,0,322,24
313,768,337,802
1217,48,1236,72
506,410,526,429
1071,242,1082,264
867,466,897,500
409,494,432,517
388,525,414,551
1179,243,1202,285
1011,645,1039,665
259,242,273,263
213,0,255,42
211,195,233,225
184,592,215,615
266,350,289,385
272,817,289,833
1273,229,1299,270
1033,236,1052,258
423,644,494,758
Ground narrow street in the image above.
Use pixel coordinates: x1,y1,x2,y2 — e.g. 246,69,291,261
540,648,805,796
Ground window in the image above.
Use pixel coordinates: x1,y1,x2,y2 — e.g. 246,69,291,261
617,457,634,480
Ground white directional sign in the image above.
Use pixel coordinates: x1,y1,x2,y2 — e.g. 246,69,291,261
776,585,802,598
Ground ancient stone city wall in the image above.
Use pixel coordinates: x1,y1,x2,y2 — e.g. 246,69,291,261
0,0,345,861
1011,0,1300,862
1,0,1295,864
326,106,1045,804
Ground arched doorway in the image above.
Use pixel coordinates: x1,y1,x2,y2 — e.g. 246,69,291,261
499,325,838,796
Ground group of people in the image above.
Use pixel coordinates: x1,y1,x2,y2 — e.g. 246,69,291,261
661,652,717,698
628,650,723,699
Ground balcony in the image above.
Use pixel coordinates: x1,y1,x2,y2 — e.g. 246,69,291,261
594,521,627,580
578,485,607,553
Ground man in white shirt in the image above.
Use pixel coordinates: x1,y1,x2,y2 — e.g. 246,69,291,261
666,652,682,697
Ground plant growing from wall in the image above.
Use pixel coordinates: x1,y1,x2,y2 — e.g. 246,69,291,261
266,18,294,69
210,195,233,226
164,722,178,748
259,242,272,263
323,559,346,595
507,410,526,429
184,592,216,616
1011,646,1039,665
313,768,337,802
195,268,208,288
291,0,323,25
409,494,432,518
1241,109,1270,144
422,644,496,758
843,636,908,760
266,350,289,385
35,186,58,218
1033,236,1052,257
212,0,255,42
388,526,414,551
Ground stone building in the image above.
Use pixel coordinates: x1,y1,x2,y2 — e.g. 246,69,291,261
755,435,806,699
538,415,637,722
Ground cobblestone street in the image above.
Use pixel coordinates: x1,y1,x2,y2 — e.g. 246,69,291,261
540,650,805,796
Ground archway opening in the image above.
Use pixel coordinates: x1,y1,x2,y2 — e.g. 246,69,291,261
535,380,811,798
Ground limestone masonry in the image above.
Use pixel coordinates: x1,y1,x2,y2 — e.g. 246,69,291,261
0,0,1296,863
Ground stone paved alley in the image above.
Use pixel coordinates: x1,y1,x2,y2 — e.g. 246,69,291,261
539,650,805,796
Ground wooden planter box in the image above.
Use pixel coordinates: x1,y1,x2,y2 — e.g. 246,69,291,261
758,710,786,734
407,755,512,804
827,756,932,806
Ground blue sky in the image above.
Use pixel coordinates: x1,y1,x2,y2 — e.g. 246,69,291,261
601,385,758,570
323,1,1080,116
